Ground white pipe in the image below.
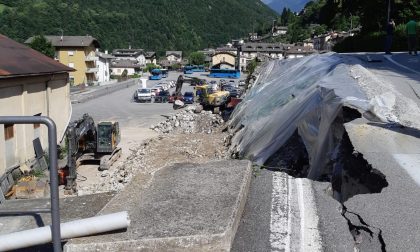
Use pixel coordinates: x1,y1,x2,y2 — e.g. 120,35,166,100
0,211,130,251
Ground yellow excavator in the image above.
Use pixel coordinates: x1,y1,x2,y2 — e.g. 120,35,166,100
194,85,230,113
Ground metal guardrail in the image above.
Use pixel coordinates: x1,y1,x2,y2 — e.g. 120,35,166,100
0,116,61,252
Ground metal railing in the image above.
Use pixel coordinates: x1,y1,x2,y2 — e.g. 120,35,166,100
0,116,61,252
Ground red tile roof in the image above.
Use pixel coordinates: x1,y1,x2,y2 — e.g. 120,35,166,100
0,34,74,79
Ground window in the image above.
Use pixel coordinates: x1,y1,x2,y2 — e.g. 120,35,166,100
4,124,14,140
68,63,74,68
68,51,75,56
34,113,41,129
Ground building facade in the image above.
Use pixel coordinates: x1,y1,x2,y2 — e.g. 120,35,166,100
0,34,73,180
95,50,114,83
25,36,100,86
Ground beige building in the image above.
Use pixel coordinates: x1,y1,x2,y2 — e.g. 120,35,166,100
0,34,73,188
212,52,236,68
26,36,100,86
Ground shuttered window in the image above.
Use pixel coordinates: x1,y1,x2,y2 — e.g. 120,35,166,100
4,124,14,140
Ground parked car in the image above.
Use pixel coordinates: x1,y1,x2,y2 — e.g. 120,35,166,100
238,80,246,86
156,83,169,91
228,80,238,87
151,87,162,97
168,92,183,103
222,84,241,98
154,90,170,103
183,92,194,104
135,88,153,103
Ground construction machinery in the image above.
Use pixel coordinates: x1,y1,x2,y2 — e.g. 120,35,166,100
62,113,121,193
194,85,230,113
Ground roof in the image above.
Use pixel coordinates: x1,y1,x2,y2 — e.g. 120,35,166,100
145,51,156,58
110,59,142,68
0,34,74,78
166,51,182,57
241,42,285,53
25,35,100,48
213,51,237,57
96,51,114,59
112,49,144,58
285,46,316,55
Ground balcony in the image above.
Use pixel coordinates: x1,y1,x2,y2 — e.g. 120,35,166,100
86,67,99,73
85,55,99,61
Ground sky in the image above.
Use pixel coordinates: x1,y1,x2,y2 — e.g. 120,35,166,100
262,0,310,13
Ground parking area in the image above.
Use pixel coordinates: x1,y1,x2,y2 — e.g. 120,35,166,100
134,70,248,104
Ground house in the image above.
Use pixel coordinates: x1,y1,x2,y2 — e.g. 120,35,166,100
25,35,100,86
112,48,146,66
110,59,142,76
212,52,236,69
166,51,183,63
145,51,157,65
272,26,288,36
284,46,316,59
0,34,73,190
221,42,286,71
95,50,114,84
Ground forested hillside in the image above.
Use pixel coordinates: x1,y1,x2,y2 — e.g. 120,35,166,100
0,0,277,54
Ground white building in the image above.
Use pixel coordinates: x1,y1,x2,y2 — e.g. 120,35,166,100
166,51,183,63
110,59,142,76
95,50,114,83
112,49,146,67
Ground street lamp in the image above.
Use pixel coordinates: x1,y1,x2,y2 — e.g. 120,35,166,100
387,0,391,23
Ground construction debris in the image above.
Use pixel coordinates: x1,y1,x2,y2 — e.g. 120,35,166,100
77,107,229,195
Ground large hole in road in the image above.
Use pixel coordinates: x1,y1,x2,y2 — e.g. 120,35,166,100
262,106,389,251
263,106,388,203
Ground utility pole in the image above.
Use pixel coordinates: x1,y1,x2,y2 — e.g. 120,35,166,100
387,0,391,23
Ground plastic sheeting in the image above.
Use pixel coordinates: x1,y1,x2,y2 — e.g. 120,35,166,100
228,53,372,180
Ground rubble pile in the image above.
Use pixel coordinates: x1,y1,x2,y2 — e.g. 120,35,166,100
77,106,229,195
150,106,224,134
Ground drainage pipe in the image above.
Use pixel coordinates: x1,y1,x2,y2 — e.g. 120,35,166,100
0,211,130,251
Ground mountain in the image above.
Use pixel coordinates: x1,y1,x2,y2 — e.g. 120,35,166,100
262,0,310,13
0,0,277,55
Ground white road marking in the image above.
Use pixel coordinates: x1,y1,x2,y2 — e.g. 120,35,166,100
384,55,420,75
297,178,322,252
270,172,290,251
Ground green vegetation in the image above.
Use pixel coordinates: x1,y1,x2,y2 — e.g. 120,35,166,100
28,35,55,58
263,0,419,52
0,0,277,55
188,51,205,65
0,3,7,14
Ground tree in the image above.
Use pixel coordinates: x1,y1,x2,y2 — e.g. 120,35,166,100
188,51,205,65
29,35,55,58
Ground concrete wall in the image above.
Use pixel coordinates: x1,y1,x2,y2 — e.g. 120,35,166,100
57,45,96,86
0,73,70,175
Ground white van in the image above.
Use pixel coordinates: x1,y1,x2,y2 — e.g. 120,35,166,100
135,88,152,102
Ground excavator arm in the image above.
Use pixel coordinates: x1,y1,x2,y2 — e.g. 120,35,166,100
65,113,97,192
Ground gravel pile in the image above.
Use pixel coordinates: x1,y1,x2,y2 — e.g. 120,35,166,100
77,106,229,195
150,105,224,134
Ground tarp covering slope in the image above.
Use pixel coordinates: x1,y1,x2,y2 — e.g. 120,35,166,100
228,53,371,179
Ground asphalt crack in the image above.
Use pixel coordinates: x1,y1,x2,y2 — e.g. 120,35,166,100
341,205,387,252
